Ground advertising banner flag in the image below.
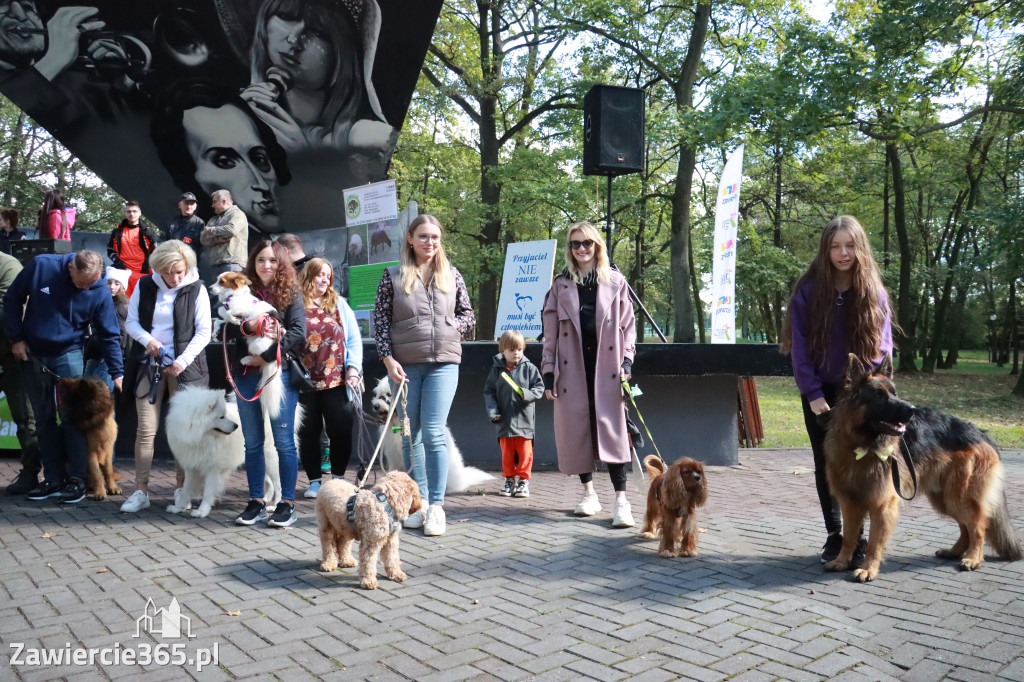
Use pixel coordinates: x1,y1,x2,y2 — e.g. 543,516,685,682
711,145,744,344
494,240,558,340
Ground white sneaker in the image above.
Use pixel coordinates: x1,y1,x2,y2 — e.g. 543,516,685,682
423,504,446,536
574,492,602,517
403,509,425,529
120,490,150,513
612,500,635,528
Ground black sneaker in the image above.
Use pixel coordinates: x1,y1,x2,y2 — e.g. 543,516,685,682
850,538,868,568
267,502,296,528
58,479,87,504
820,532,844,563
498,478,515,497
26,480,64,501
512,480,530,498
236,499,267,526
6,470,39,495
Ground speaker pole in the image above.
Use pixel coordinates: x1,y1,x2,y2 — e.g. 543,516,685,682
605,175,614,262
605,174,668,342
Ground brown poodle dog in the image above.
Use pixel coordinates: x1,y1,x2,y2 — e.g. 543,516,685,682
316,472,422,589
57,377,120,500
638,455,708,557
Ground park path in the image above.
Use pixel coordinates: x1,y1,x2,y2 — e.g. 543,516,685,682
1,449,1022,681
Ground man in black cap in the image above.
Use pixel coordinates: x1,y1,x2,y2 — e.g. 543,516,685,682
162,193,205,259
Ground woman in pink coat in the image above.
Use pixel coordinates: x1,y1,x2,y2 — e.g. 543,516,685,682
542,221,637,528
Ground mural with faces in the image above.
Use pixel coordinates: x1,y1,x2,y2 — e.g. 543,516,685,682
0,0,440,234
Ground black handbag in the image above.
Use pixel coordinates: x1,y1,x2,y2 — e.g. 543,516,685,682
285,354,316,392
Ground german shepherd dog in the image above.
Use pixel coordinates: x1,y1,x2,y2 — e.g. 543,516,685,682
823,354,1021,582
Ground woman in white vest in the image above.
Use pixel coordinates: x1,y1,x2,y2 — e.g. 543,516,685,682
373,215,475,536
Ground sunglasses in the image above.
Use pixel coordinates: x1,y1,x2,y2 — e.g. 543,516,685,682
569,239,595,251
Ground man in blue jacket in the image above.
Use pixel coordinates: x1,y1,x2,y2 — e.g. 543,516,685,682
4,250,124,504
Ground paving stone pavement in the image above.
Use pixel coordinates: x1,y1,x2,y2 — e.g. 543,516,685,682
1,448,1023,681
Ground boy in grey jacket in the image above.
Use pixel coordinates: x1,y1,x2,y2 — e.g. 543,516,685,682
483,330,545,497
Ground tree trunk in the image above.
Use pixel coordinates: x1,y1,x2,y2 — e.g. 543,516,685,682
668,0,710,343
772,145,783,340
882,151,890,272
940,281,969,368
1009,278,1018,375
2,110,27,206
474,0,501,339
672,147,697,342
688,221,705,343
923,122,994,372
885,143,917,372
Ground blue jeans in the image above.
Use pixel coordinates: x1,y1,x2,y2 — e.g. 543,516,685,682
22,349,88,484
398,363,459,506
234,367,299,502
84,358,114,392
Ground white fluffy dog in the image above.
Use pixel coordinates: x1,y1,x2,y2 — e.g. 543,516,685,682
210,272,285,418
165,387,282,517
370,378,493,492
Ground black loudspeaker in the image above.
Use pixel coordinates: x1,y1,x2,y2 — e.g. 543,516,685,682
10,238,72,264
582,85,645,176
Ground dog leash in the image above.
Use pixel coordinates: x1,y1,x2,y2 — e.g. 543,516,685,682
358,377,408,489
890,436,919,501
621,377,664,462
221,321,281,403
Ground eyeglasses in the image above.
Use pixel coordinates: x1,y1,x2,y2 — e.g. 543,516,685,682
416,234,441,244
569,239,595,251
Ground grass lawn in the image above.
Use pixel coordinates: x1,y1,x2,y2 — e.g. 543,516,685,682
756,350,1024,449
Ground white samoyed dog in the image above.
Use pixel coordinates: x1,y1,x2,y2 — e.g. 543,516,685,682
210,272,285,418
166,387,302,517
369,378,493,492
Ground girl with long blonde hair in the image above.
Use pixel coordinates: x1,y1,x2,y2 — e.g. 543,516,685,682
372,214,475,537
541,222,637,528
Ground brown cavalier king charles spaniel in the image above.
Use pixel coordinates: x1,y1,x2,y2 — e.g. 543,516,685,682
639,455,708,557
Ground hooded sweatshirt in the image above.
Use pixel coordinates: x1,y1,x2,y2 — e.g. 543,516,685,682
125,267,211,375
3,253,123,377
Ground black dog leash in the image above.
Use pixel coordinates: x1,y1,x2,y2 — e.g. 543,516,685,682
890,436,918,501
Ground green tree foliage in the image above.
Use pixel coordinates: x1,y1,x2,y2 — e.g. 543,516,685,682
0,97,127,232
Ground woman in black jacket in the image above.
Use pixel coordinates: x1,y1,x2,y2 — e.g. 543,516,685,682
119,242,211,514
230,240,306,529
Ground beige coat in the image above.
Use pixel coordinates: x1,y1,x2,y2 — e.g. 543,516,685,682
541,270,636,475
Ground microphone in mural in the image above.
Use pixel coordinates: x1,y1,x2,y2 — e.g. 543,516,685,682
239,0,396,169
264,64,292,101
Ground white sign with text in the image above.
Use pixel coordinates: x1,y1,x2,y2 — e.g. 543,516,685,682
494,240,558,340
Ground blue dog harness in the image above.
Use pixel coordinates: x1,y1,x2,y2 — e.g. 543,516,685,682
346,491,402,536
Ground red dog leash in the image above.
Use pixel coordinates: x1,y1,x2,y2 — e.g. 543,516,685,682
222,316,281,403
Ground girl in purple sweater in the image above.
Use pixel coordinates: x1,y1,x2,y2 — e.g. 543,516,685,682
781,215,894,564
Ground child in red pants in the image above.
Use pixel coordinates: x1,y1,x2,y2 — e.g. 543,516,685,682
483,330,544,497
